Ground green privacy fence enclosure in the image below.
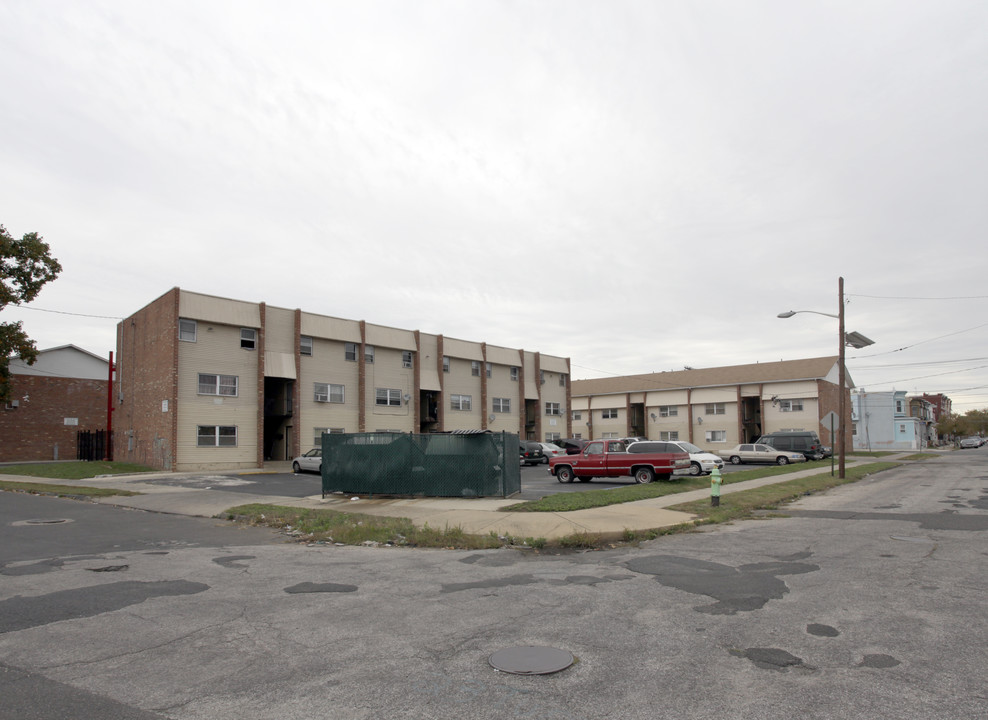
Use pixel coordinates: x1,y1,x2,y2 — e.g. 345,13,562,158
321,431,522,498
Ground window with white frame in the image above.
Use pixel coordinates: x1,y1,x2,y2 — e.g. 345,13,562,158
313,427,345,446
659,405,677,417
179,318,197,342
197,425,237,447
705,403,726,415
659,431,680,441
402,351,413,368
705,430,726,443
240,328,256,350
485,362,492,378
492,397,511,413
895,399,904,413
559,374,567,387
573,433,583,439
546,432,561,442
510,366,518,381
545,402,561,416
314,382,344,403
471,361,480,376
198,373,238,397
300,336,313,356
443,356,450,373
450,394,472,411
572,411,582,420
345,343,358,362
540,370,545,385
602,432,618,439
365,345,375,364
779,399,804,412
375,388,401,406
602,408,619,419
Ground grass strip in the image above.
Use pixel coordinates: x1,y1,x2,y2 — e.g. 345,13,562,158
502,460,835,513
0,480,141,498
0,461,155,480
222,503,545,550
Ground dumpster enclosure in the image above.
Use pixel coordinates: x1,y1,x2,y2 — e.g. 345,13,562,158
321,431,521,498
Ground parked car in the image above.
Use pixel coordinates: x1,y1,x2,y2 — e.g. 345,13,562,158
717,443,807,465
555,438,590,455
520,441,545,466
620,437,648,446
292,448,322,474
959,436,983,449
537,442,566,463
756,431,826,461
629,440,725,476
549,439,690,484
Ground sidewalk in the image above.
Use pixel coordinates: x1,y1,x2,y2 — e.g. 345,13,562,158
2,454,917,541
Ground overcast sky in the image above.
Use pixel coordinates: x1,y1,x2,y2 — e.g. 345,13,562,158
2,0,986,411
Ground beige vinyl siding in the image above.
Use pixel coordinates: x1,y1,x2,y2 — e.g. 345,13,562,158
365,324,416,351
179,291,260,328
443,337,484,361
486,361,518,433
444,356,482,430
522,351,539,400
762,397,821,434
539,355,569,374
300,313,361,343
366,346,415,432
177,322,258,469
299,338,360,443
419,333,441,391
486,345,521,367
265,306,296,354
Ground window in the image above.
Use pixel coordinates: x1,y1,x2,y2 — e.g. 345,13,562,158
705,403,726,415
601,432,618,439
403,351,413,368
546,432,561,442
471,361,480,376
240,328,256,350
450,394,472,411
659,431,680,441
493,397,511,413
780,399,804,412
485,362,492,378
198,373,238,397
602,408,619,419
545,402,561,416
572,411,582,421
375,388,401,407
345,343,358,362
197,425,237,447
510,367,518,381
300,336,313,356
705,430,726,443
895,400,904,414
313,427,345,446
540,371,545,385
314,383,344,403
559,374,567,387
659,405,677,417
365,345,375,364
443,356,450,373
179,318,197,342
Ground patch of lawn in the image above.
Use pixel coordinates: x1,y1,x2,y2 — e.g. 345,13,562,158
223,503,542,550
502,461,834,513
0,480,140,498
0,461,155,480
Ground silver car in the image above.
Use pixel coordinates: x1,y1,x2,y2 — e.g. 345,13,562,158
717,444,807,466
292,448,322,473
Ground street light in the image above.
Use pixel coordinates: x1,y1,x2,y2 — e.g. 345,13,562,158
777,277,874,479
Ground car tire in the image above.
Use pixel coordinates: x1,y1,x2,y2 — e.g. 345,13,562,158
542,455,549,464
730,456,742,465
689,462,702,476
292,461,301,473
634,467,655,484
776,456,789,465
556,466,574,483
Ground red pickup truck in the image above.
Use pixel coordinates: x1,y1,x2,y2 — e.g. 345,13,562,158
548,439,690,484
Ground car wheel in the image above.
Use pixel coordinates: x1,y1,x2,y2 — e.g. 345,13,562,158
556,466,574,483
634,467,655,484
292,461,301,473
689,462,702,476
777,456,789,465
730,456,742,465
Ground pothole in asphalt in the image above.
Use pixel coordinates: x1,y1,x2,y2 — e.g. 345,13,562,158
12,518,73,526
489,646,575,675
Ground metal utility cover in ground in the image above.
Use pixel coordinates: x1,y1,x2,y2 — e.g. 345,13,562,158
488,646,575,675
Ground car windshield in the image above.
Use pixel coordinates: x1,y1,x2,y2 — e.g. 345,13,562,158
678,442,702,453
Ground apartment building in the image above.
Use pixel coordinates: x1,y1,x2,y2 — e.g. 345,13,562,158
569,356,851,450
114,288,571,471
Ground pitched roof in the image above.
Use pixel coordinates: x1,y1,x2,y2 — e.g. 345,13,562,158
572,356,839,396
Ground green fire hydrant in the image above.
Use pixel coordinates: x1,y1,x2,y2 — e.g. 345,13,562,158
710,466,722,507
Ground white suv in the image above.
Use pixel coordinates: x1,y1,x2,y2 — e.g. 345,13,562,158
628,440,724,476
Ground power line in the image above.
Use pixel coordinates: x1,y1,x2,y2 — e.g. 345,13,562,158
848,293,988,300
7,306,124,320
849,321,988,358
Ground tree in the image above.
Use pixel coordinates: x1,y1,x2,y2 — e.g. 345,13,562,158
1,224,62,402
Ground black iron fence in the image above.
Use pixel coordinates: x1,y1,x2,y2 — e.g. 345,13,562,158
321,431,521,498
77,430,111,461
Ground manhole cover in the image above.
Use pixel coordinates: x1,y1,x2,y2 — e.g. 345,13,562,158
13,518,73,526
488,646,574,675
890,535,933,543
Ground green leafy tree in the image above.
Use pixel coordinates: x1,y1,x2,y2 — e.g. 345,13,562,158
1,224,63,402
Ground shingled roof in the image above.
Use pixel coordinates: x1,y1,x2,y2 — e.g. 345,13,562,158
572,356,841,396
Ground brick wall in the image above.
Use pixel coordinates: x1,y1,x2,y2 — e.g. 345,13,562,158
0,375,108,462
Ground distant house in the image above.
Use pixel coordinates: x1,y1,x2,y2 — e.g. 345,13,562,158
851,390,929,451
0,345,109,462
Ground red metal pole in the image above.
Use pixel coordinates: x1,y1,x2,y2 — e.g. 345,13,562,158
106,351,114,461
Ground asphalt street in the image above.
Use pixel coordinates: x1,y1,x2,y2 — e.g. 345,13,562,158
1,449,985,719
